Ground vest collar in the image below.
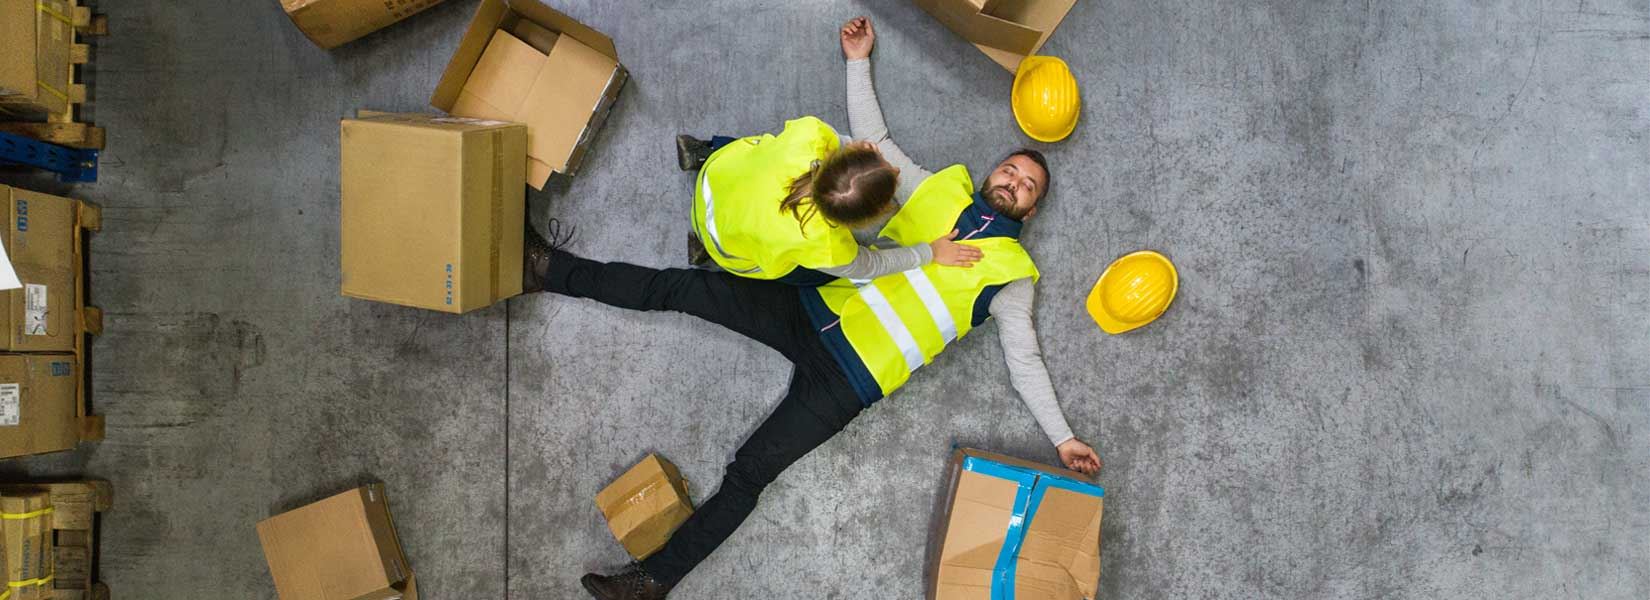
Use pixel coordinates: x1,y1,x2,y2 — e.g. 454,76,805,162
955,192,1023,241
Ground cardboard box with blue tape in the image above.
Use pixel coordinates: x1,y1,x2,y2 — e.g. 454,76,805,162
927,448,1104,600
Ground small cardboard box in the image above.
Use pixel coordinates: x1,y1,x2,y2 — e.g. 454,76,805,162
257,484,417,600
0,0,75,114
0,185,81,352
927,448,1104,600
912,0,1077,71
339,112,527,314
432,0,628,189
0,354,79,459
279,0,445,50
596,454,694,560
0,490,54,600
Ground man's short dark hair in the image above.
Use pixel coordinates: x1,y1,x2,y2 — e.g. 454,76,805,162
1004,148,1051,200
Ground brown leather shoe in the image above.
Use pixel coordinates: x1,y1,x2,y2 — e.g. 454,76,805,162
580,563,671,599
523,218,574,294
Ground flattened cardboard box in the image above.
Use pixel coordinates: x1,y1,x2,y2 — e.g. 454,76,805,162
432,0,628,189
0,490,53,600
912,0,1077,71
0,0,74,114
0,185,80,352
280,0,445,49
339,112,527,314
927,448,1104,600
0,354,78,459
257,484,417,600
596,454,694,559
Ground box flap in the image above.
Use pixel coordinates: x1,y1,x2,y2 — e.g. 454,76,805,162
913,0,1044,55
433,0,514,110
507,0,618,59
519,33,618,175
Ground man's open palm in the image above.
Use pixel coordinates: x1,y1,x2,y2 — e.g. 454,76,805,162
841,16,875,60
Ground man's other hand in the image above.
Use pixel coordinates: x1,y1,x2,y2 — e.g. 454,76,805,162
1058,438,1103,475
841,16,876,60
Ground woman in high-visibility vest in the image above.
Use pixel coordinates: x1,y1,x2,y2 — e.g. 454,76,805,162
680,116,982,286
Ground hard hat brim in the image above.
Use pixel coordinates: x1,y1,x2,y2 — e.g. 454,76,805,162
1087,251,1179,335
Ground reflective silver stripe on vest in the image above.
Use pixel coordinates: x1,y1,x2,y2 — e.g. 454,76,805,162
902,268,958,343
857,283,925,373
700,174,763,274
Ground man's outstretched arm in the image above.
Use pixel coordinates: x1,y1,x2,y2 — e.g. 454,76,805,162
990,278,1103,474
841,16,932,203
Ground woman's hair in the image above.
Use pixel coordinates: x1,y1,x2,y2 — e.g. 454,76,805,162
780,144,898,233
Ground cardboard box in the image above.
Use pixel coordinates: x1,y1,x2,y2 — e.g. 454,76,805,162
0,354,79,459
913,0,1077,71
432,0,628,189
339,112,527,313
0,490,54,600
279,0,445,50
257,484,416,600
927,448,1104,600
0,0,75,114
0,185,80,352
596,454,694,560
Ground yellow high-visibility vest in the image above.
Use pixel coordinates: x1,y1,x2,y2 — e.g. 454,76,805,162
814,165,1039,396
691,117,858,280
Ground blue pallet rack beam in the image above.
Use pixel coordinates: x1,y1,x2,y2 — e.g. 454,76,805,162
0,130,99,183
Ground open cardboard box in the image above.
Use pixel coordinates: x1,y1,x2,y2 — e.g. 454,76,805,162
432,0,628,189
912,0,1078,72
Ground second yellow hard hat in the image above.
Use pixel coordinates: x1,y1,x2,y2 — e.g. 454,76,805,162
1087,251,1178,334
1012,56,1081,143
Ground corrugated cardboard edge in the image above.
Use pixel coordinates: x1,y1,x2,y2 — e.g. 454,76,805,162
922,449,969,600
371,484,419,600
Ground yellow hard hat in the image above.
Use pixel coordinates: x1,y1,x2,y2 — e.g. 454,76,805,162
1012,56,1081,143
1087,251,1178,334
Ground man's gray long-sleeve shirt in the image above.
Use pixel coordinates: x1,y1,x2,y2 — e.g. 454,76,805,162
841,58,1075,447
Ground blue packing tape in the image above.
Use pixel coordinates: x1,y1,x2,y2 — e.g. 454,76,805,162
959,456,1106,600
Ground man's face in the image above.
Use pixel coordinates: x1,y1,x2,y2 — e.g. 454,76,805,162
981,154,1048,220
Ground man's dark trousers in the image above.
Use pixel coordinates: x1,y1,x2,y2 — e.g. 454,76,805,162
544,251,865,587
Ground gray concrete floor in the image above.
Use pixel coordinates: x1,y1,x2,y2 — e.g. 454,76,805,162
0,0,1645,598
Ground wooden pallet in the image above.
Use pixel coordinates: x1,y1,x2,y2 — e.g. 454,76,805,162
73,200,101,444
0,481,111,600
0,0,107,150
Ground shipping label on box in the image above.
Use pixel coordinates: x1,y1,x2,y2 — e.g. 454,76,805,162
0,186,79,352
596,454,694,560
927,449,1104,600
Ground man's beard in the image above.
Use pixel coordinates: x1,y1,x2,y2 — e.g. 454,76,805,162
983,185,1029,220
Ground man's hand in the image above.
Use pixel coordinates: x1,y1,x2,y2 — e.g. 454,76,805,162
930,229,984,267
841,16,876,60
1058,438,1103,475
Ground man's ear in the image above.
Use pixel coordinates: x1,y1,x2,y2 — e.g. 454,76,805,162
1024,205,1039,221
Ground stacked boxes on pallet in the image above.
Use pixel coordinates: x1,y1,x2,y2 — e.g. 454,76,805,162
0,0,106,150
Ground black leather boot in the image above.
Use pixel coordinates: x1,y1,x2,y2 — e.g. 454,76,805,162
522,218,573,294
580,563,671,600
676,135,713,172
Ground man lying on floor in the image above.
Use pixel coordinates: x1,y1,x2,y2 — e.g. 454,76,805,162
533,16,1101,600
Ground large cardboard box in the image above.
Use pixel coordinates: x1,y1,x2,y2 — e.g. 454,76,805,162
913,0,1077,71
432,0,628,189
280,0,445,50
339,112,527,314
0,354,78,459
0,0,74,114
596,454,694,560
257,484,416,600
0,185,80,352
927,448,1104,600
0,490,54,600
